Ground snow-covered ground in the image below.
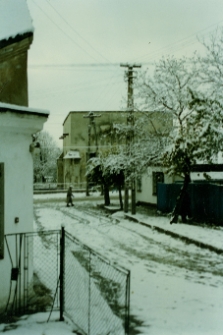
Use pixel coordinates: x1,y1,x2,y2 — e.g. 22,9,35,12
0,312,76,335
2,193,223,335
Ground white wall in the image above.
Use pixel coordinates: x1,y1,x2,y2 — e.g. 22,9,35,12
136,167,174,205
0,111,47,312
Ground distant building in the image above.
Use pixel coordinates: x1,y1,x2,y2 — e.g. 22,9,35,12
0,0,49,313
57,110,172,189
58,110,126,188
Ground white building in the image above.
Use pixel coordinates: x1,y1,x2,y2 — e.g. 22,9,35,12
136,167,175,206
0,0,49,313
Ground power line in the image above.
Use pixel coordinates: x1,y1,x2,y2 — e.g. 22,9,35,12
131,20,223,63
31,0,100,63
29,63,123,68
45,0,111,64
29,74,124,101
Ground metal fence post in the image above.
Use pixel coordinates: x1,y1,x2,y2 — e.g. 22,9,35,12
88,251,91,335
60,225,65,321
125,271,131,335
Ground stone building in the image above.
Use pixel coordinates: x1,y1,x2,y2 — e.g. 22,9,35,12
57,110,172,189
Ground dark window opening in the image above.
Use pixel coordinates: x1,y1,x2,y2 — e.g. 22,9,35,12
152,171,164,195
137,177,142,192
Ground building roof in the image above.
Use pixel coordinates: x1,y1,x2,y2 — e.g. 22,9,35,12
64,151,81,159
0,102,49,117
191,164,223,172
0,0,33,45
63,110,122,125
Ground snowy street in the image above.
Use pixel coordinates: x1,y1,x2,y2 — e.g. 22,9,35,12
32,193,223,335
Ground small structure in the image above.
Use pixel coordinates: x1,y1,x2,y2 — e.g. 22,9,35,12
0,0,49,313
136,167,178,206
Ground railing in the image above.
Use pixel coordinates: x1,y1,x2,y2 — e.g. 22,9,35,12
34,182,100,192
2,228,130,335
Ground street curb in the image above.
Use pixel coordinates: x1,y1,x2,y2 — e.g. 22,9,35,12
124,214,223,255
33,195,119,204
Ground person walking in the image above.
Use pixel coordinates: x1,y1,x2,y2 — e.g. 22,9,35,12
179,190,191,223
66,186,74,207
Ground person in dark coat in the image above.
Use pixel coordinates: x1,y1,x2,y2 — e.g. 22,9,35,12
179,191,191,223
66,186,74,207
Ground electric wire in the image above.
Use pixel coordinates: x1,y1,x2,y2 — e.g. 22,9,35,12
29,72,123,100
11,235,23,314
31,0,100,63
131,19,223,64
0,237,14,316
45,0,111,64
5,236,13,267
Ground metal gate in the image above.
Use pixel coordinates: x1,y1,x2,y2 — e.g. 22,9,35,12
3,228,130,334
3,230,60,316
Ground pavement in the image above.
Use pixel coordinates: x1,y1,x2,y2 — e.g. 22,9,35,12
106,203,223,255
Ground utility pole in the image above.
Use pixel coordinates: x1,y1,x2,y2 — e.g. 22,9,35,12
120,63,141,214
84,111,101,196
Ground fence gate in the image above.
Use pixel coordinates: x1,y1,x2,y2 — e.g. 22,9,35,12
3,230,60,316
3,228,130,335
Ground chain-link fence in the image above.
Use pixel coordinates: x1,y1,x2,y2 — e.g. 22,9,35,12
3,229,130,334
3,230,60,316
63,231,130,335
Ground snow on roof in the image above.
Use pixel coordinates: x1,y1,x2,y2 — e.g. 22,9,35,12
0,102,49,116
64,151,81,159
0,0,33,42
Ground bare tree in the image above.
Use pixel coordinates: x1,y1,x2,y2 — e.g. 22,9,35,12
33,131,61,183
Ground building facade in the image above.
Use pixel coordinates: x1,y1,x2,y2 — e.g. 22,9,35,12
58,110,172,190
0,0,49,312
58,111,127,188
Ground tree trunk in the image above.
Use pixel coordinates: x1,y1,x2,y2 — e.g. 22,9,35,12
131,180,136,215
104,183,110,206
100,184,104,196
118,185,123,210
170,172,191,224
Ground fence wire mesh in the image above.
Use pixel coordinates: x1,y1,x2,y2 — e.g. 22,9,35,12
64,231,130,335
24,230,60,312
3,229,130,335
3,230,60,316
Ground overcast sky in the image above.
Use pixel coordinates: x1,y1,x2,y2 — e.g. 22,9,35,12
26,0,223,146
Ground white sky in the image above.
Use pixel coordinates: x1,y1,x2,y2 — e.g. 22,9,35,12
25,0,223,146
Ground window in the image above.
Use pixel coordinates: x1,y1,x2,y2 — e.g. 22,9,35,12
137,177,142,192
86,152,96,161
152,171,164,195
0,163,4,259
